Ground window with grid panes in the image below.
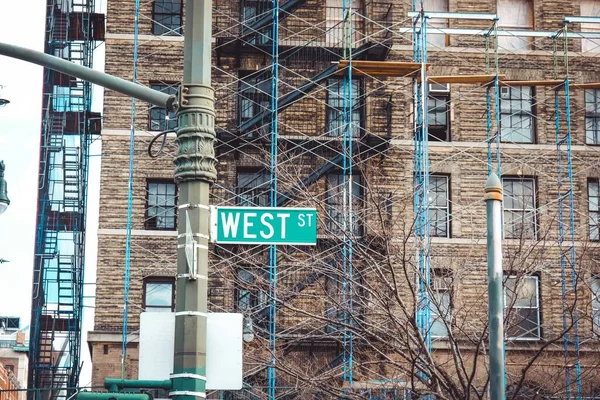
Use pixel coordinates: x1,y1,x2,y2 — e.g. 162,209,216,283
581,1,600,53
431,271,452,338
152,0,182,35
326,173,363,236
429,175,450,237
500,86,534,143
502,177,537,239
585,89,600,144
428,84,450,141
592,275,600,334
241,0,271,44
236,268,265,310
423,0,449,48
239,71,271,126
589,179,600,240
144,278,175,312
326,78,362,137
504,275,541,340
145,180,177,230
497,0,533,50
149,83,178,131
236,170,269,206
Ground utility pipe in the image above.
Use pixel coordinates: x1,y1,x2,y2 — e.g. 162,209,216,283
103,379,171,393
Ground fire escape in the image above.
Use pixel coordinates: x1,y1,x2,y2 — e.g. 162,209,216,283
28,0,104,398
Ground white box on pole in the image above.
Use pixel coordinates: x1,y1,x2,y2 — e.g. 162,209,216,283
139,312,243,390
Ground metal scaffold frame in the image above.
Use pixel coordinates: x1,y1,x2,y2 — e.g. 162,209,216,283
101,1,600,398
29,0,104,398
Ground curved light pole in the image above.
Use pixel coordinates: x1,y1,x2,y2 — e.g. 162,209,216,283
0,161,9,215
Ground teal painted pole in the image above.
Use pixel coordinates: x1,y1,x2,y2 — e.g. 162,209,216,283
485,173,505,400
171,0,216,399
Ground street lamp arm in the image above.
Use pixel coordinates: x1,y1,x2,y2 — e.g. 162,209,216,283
0,42,178,112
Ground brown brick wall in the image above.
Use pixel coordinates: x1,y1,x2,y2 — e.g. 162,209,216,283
93,0,600,394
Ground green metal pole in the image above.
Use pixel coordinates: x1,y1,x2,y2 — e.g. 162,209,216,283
0,42,178,111
484,173,505,400
171,0,216,399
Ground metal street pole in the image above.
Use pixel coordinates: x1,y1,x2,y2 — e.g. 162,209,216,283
0,43,177,112
170,0,216,399
484,173,505,400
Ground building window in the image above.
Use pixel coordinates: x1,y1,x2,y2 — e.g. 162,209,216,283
236,268,265,311
236,169,269,206
144,278,175,312
326,173,363,236
581,1,600,53
504,275,541,340
428,84,450,141
503,177,537,240
589,179,600,241
241,0,271,44
497,0,533,50
431,271,452,338
325,0,363,46
429,175,450,237
324,274,343,333
326,78,362,137
145,180,177,230
152,0,182,35
149,82,178,131
500,86,534,143
585,89,600,144
423,0,449,48
592,275,600,334
239,71,271,126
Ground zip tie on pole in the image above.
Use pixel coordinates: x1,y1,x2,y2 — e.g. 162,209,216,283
175,311,208,317
169,391,206,398
179,203,210,210
170,373,207,381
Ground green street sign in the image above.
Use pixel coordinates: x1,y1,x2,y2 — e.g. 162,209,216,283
210,206,317,245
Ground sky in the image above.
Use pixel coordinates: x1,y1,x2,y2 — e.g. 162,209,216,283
0,0,105,387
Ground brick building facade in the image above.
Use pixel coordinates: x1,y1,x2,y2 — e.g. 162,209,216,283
90,0,600,397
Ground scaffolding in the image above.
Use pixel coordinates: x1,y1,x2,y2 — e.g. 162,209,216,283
28,0,104,398
101,0,600,398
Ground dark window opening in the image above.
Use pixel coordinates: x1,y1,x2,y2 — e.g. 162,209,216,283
326,173,364,236
326,78,362,137
589,179,599,241
585,89,600,145
236,169,270,206
429,175,450,238
152,0,182,36
239,71,271,127
428,84,450,141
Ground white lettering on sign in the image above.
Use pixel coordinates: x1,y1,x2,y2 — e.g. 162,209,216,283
297,213,314,228
243,212,257,239
260,213,274,239
221,212,240,238
277,213,290,239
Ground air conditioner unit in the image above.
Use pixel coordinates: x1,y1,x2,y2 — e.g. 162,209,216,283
429,83,450,93
501,86,511,99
